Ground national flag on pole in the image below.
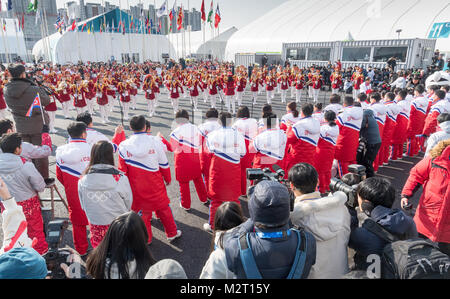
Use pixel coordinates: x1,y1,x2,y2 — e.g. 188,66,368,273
2,19,6,31
207,0,214,26
7,0,12,11
177,7,183,31
69,19,76,31
201,0,206,22
21,14,24,30
27,0,38,12
214,4,221,28
118,20,122,32
81,23,87,32
156,1,167,18
26,94,43,117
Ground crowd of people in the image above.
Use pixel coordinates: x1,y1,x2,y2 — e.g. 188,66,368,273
0,58,449,279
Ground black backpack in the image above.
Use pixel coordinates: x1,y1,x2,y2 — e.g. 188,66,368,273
363,219,450,279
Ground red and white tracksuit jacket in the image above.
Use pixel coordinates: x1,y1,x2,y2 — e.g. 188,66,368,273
232,118,259,196
379,101,401,165
170,122,207,208
86,127,124,153
368,102,387,171
280,112,301,132
313,124,339,193
204,127,246,229
198,120,222,196
391,99,411,160
55,139,91,255
324,103,343,116
406,96,429,156
251,128,287,172
422,99,450,137
284,117,321,174
334,106,363,176
118,133,177,242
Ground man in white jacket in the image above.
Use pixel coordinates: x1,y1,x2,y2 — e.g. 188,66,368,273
289,163,351,279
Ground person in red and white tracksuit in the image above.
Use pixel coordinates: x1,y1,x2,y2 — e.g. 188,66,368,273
55,122,91,255
251,113,287,172
203,112,246,231
198,109,222,197
169,110,208,210
422,90,450,138
166,78,184,114
367,93,387,172
378,92,401,166
232,107,258,196
0,133,48,255
334,97,364,177
324,94,343,116
280,102,301,132
118,116,181,244
313,111,339,193
406,86,429,157
284,103,321,175
390,90,411,161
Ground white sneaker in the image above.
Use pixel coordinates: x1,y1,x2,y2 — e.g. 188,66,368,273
180,202,190,211
167,230,182,242
203,223,213,233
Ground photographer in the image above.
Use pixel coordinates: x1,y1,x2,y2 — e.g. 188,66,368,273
349,177,417,271
200,180,316,279
4,64,51,180
289,163,351,279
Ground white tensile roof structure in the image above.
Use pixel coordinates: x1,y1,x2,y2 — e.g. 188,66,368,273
225,0,450,61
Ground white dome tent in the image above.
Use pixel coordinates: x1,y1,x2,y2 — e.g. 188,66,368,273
32,8,177,64
225,0,450,62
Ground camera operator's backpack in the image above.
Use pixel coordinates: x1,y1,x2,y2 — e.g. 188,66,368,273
363,219,450,279
238,228,315,279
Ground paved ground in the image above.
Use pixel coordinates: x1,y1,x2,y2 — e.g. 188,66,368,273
0,87,423,278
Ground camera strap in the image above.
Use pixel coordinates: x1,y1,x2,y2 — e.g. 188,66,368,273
362,218,399,243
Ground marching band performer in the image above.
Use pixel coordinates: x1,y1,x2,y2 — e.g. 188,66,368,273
72,77,88,115
330,68,343,94
224,73,237,114
95,78,110,124
278,73,290,104
56,80,72,119
235,74,247,107
117,79,131,121
311,69,323,103
167,77,184,114
265,74,276,104
352,67,364,100
295,72,305,104
143,75,157,117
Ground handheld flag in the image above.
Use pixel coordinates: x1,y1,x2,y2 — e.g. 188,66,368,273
26,93,42,117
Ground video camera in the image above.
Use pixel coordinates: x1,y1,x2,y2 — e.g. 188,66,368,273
42,220,86,279
329,164,366,209
247,165,296,212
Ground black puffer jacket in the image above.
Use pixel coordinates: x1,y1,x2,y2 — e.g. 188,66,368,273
4,78,50,135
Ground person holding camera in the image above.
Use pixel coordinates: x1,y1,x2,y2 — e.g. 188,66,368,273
4,64,51,180
289,163,351,278
349,177,417,270
200,180,316,279
0,133,48,255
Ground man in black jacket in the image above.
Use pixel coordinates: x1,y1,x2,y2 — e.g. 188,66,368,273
4,64,51,179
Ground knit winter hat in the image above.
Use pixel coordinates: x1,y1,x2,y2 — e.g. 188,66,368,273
248,181,291,228
0,247,48,279
145,259,187,279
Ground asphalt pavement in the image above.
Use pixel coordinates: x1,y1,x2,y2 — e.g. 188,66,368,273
0,87,423,278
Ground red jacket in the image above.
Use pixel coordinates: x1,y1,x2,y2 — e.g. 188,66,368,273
402,146,450,243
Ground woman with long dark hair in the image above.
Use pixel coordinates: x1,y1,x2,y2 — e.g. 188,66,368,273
78,141,133,249
280,101,300,132
200,201,245,279
86,212,156,279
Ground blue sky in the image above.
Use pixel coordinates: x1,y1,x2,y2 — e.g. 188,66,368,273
55,0,289,30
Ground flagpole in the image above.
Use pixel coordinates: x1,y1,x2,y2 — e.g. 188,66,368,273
14,18,21,60
126,0,132,63
188,0,191,57
140,0,145,63
43,9,52,63
0,19,8,64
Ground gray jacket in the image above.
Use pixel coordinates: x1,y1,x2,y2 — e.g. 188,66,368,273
4,78,50,135
0,153,46,203
78,164,133,226
360,109,382,145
